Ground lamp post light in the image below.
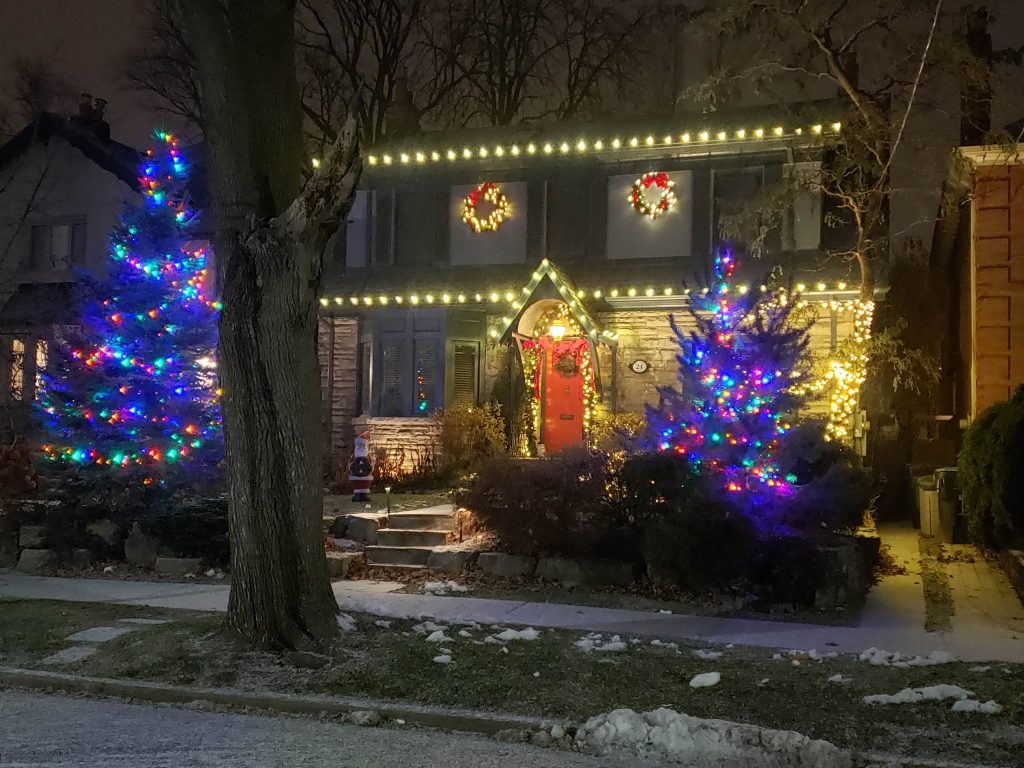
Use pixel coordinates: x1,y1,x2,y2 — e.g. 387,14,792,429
384,485,392,517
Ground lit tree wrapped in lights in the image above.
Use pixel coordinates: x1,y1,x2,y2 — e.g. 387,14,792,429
647,252,812,501
38,131,222,481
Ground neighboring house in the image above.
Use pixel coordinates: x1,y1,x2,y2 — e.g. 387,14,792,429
0,99,139,430
317,104,875,470
931,143,1024,428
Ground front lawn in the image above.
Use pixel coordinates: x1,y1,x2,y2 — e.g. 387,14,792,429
2,599,1022,765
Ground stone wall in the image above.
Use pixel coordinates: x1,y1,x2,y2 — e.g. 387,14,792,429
318,316,360,473
352,416,441,473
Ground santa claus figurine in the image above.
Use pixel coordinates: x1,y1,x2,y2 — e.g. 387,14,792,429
349,431,374,502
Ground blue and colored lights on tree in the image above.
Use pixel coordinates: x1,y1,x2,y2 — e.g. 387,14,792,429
37,132,222,480
647,252,809,498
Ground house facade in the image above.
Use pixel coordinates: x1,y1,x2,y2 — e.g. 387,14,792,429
317,109,871,471
0,101,139,431
932,144,1024,427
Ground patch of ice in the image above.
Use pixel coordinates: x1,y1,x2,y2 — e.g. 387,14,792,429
575,707,850,766
493,627,541,642
858,647,953,667
863,684,973,705
658,609,673,614
336,613,358,632
425,629,452,643
951,699,1002,714
432,654,452,664
689,672,721,689
693,649,722,660
423,580,469,595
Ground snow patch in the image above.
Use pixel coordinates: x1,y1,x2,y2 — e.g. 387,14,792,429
457,629,474,638
493,627,541,642
432,654,453,664
689,672,721,689
968,665,991,673
423,580,469,595
374,620,393,628
574,633,627,653
425,629,453,643
951,699,1002,714
858,648,953,667
576,707,851,767
412,621,445,635
828,674,851,684
863,684,973,705
650,639,679,651
693,649,723,660
336,613,358,632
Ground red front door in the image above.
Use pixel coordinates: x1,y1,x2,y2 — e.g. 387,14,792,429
541,340,585,454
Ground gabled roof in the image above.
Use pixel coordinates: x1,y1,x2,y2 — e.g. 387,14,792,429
0,112,140,191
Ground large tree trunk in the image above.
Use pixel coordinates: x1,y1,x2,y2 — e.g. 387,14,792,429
175,0,361,650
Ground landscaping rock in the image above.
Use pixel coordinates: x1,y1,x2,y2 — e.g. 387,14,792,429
16,548,58,575
328,516,348,537
71,548,95,567
0,535,17,568
478,552,536,578
67,626,135,643
154,557,203,576
86,519,120,546
124,522,170,568
348,710,382,727
426,550,477,573
18,525,47,549
326,551,361,579
346,515,380,544
814,539,868,610
537,557,587,584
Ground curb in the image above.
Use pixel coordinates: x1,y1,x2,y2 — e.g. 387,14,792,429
0,667,555,735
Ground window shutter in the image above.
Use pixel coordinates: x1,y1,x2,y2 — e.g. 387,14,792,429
50,223,71,269
9,338,25,401
379,339,405,416
359,341,372,414
413,339,438,414
451,344,478,406
30,225,48,270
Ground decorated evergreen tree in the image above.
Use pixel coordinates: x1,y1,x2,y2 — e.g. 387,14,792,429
38,131,222,483
647,251,811,504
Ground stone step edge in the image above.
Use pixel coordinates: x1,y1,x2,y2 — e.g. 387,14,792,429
0,667,556,736
376,529,452,535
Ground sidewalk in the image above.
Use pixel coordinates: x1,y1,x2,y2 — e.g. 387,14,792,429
3,560,1022,662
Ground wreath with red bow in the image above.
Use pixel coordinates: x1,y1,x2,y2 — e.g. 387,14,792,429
629,171,677,220
462,182,512,233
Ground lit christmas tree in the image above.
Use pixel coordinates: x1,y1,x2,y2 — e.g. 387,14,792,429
647,251,811,501
38,132,222,482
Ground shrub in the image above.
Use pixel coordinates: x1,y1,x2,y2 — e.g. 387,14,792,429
642,489,758,593
591,412,646,452
608,451,700,527
748,534,823,607
456,448,615,559
138,495,229,566
775,421,849,483
959,386,1024,547
437,402,506,472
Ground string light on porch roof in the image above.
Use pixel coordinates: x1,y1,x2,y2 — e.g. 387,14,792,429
364,122,841,168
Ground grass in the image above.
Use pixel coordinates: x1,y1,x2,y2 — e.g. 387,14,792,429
3,599,1023,764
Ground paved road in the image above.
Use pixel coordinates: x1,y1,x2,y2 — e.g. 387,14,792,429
0,692,658,768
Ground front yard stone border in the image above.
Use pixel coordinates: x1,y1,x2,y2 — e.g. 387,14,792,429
1001,549,1024,606
477,552,536,578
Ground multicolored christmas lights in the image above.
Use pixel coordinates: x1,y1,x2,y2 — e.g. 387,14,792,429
37,131,222,480
647,252,811,497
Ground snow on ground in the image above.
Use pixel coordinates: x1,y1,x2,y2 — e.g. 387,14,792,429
827,674,852,684
432,654,453,664
373,619,393,628
492,627,541,641
424,629,453,643
689,672,721,689
951,699,1003,714
575,707,851,768
863,684,973,705
336,613,358,632
693,649,723,660
858,648,953,667
423,581,469,595
412,621,445,635
650,639,679,651
574,633,627,653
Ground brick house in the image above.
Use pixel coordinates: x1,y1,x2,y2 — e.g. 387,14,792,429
931,144,1024,426
317,107,875,471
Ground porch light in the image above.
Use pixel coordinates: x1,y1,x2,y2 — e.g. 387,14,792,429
311,157,321,168
549,323,567,339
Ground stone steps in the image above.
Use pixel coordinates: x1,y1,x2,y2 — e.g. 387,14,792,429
364,545,433,568
376,529,450,548
387,510,455,531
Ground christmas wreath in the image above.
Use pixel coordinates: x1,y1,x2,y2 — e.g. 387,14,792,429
629,171,677,220
553,351,580,377
462,181,512,233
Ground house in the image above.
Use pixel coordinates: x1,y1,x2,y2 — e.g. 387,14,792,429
317,104,877,471
931,143,1024,428
0,98,139,429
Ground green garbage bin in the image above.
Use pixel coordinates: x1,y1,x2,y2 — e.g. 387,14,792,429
935,467,963,543
917,476,939,537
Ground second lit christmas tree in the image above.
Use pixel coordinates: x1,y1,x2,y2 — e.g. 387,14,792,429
38,132,222,482
647,252,811,500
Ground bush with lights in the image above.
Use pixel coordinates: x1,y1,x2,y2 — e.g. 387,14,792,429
37,131,222,490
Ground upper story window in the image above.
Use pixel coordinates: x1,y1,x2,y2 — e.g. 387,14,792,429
449,182,527,266
30,219,86,271
712,167,766,254
606,171,694,260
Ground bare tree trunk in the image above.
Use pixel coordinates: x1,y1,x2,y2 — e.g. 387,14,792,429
175,0,361,651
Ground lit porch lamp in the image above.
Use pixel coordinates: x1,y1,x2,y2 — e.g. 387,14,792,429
549,323,567,339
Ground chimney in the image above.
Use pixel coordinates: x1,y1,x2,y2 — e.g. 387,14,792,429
77,93,94,121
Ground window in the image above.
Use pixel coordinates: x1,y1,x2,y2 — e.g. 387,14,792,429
9,338,24,401
379,339,405,416
606,171,694,260
30,220,86,270
782,162,823,251
712,167,765,253
450,343,479,406
35,339,47,397
449,182,528,265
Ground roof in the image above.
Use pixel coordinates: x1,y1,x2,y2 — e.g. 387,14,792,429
0,113,141,191
362,100,845,174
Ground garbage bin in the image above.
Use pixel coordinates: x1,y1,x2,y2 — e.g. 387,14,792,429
934,467,964,543
917,477,939,537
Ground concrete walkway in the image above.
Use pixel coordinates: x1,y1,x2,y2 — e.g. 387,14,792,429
4,547,1023,662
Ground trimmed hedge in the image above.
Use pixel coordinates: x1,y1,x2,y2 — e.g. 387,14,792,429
959,385,1024,547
